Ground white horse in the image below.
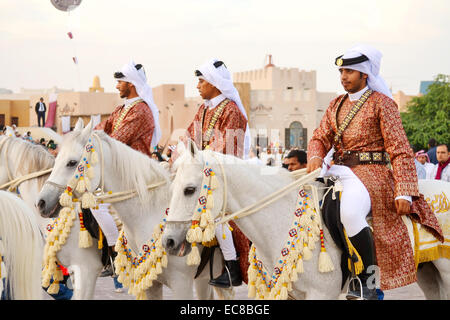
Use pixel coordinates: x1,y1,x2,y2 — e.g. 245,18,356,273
37,120,233,300
0,191,43,299
0,134,102,300
162,142,450,299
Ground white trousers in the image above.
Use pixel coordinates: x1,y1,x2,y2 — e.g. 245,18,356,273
215,224,237,261
321,149,371,237
90,203,119,246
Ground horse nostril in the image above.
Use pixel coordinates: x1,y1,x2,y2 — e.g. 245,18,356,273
166,238,175,250
37,199,46,211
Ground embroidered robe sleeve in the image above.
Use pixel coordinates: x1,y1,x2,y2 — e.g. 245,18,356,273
377,96,419,198
307,97,339,161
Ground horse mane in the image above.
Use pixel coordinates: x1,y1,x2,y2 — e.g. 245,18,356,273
94,131,171,205
1,136,55,190
0,191,43,299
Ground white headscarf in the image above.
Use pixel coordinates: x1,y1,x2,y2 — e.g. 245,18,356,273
197,58,251,159
118,61,161,148
338,44,393,99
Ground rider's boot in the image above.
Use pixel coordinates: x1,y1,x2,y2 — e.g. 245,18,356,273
346,227,379,300
209,259,242,288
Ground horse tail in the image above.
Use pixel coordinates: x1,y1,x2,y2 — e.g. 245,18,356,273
0,191,43,299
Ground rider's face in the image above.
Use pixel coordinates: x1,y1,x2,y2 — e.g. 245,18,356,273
339,68,368,94
116,80,132,99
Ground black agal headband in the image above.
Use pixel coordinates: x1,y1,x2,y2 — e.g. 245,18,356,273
335,54,369,67
114,63,143,79
195,61,226,77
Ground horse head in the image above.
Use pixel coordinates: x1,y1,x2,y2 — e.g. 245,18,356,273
162,139,226,257
36,118,101,218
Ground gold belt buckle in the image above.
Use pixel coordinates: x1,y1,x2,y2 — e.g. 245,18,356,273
359,152,371,162
372,152,382,162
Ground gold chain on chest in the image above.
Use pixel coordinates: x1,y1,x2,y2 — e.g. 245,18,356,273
112,99,144,133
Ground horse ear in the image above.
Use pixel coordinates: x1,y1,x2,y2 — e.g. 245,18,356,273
74,118,84,132
81,120,94,138
176,139,186,156
188,138,199,158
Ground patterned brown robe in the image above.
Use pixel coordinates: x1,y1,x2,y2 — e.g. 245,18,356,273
308,91,443,290
95,101,155,157
186,99,247,158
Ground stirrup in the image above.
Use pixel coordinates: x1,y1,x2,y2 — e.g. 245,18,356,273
346,275,364,300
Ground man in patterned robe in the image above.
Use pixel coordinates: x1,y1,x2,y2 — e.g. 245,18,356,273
307,45,443,299
178,59,250,288
95,62,161,157
93,61,161,274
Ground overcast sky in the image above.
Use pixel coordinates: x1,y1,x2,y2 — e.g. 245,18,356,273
1,0,449,97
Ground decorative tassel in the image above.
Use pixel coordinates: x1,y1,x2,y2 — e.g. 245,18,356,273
78,211,93,248
186,242,200,266
206,192,214,210
280,283,288,300
248,281,256,298
59,189,73,207
98,227,104,250
210,172,219,190
156,259,162,274
290,265,298,282
344,229,364,275
79,229,93,248
302,243,312,261
81,192,96,209
202,224,215,243
83,176,92,191
186,223,198,243
90,149,99,165
319,249,334,273
307,232,315,250
76,176,86,193
47,281,60,294
86,164,94,179
161,252,168,268
136,290,147,300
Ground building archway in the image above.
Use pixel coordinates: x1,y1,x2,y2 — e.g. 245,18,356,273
285,121,307,150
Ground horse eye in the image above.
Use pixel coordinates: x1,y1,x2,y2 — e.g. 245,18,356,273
66,160,78,167
184,186,196,196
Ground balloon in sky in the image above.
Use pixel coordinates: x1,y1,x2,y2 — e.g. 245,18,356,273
50,0,82,12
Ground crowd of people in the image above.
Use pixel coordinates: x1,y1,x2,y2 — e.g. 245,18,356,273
0,124,58,156
414,138,450,182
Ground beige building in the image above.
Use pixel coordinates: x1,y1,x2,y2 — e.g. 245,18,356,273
393,90,417,113
233,57,336,150
0,97,30,128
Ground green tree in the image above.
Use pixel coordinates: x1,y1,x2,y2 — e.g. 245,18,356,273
401,74,450,150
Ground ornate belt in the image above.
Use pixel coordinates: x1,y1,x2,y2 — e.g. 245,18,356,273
333,150,390,167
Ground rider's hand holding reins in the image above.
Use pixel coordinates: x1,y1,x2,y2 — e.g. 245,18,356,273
395,199,411,215
307,157,323,173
